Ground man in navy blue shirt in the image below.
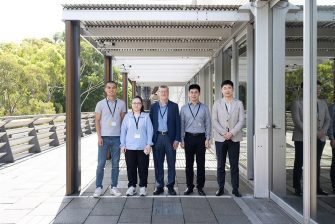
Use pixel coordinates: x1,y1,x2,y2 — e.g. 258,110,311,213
149,85,181,195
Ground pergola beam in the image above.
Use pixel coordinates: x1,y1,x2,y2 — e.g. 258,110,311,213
105,50,214,57
63,10,250,22
86,27,232,38
99,41,223,50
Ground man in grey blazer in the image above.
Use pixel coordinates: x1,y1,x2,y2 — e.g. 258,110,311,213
212,80,244,197
291,81,330,196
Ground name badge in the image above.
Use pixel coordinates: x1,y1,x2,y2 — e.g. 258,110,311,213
109,120,117,127
134,133,141,139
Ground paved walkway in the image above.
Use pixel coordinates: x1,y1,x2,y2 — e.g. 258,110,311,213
0,134,297,224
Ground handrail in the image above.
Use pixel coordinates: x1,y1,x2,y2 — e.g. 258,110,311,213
0,112,96,163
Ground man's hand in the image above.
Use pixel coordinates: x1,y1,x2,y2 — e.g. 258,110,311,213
120,146,126,153
330,139,335,148
180,142,185,149
317,132,325,139
173,141,179,150
205,140,209,149
224,132,233,140
98,137,103,146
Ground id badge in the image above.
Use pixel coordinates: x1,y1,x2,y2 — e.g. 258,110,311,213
109,120,117,127
134,133,141,139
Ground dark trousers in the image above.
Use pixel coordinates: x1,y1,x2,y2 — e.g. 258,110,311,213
293,140,325,191
184,133,206,189
153,134,176,188
125,150,149,188
331,148,335,189
215,140,240,191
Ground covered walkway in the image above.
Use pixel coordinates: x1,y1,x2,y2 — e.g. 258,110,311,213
0,134,296,224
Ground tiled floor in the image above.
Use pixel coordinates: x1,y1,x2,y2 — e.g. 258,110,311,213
0,134,298,223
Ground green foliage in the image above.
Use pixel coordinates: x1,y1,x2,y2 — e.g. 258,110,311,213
0,33,133,116
285,60,335,110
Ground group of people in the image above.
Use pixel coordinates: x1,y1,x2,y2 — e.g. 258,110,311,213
291,81,335,196
93,79,245,197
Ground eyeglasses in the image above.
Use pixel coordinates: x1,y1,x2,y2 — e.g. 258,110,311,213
132,102,142,105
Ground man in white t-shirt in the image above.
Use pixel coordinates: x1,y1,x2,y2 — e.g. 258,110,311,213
93,81,127,197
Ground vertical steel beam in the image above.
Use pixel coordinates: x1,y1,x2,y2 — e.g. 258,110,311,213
272,2,295,197
131,81,137,98
122,72,128,109
303,0,317,221
246,23,255,180
252,0,271,198
214,50,223,101
232,39,239,99
65,20,81,195
104,56,113,82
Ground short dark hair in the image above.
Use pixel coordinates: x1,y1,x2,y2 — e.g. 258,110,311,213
300,80,321,89
189,84,200,92
221,80,234,88
133,95,145,113
105,81,117,88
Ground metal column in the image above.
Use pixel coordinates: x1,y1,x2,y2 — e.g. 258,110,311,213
251,1,271,198
65,20,81,195
214,50,223,101
232,39,239,99
272,1,298,197
199,68,205,103
122,72,128,109
246,24,254,180
131,81,137,98
104,56,113,82
303,0,317,221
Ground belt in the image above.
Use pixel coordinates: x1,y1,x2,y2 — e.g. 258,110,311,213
158,131,168,135
185,132,205,136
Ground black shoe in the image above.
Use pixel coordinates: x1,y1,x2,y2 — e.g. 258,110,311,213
216,187,224,196
153,187,164,195
198,188,206,196
294,188,302,196
232,190,242,197
168,187,177,195
184,188,193,195
317,189,328,195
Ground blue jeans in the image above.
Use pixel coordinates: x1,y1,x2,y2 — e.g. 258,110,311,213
153,134,176,188
96,136,120,188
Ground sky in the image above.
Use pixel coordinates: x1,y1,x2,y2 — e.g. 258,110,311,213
0,0,333,43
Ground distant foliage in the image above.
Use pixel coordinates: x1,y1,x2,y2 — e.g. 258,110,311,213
286,60,334,110
0,32,131,116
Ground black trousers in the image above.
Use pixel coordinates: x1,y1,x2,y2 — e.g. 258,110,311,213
331,147,335,189
184,133,206,189
125,150,149,188
215,140,240,191
293,140,325,191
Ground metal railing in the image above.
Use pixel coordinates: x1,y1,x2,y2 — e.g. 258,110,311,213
0,112,95,163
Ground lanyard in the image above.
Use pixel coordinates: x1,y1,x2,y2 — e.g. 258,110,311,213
224,103,229,115
159,105,168,119
133,113,141,130
188,103,201,119
106,98,117,118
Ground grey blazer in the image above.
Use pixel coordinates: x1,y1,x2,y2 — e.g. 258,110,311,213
291,98,330,142
212,98,244,142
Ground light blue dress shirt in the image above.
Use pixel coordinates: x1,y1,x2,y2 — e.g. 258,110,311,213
120,112,153,150
158,103,168,132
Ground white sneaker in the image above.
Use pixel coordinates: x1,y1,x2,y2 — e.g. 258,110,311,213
126,186,136,196
93,187,102,197
110,187,122,196
139,187,147,196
